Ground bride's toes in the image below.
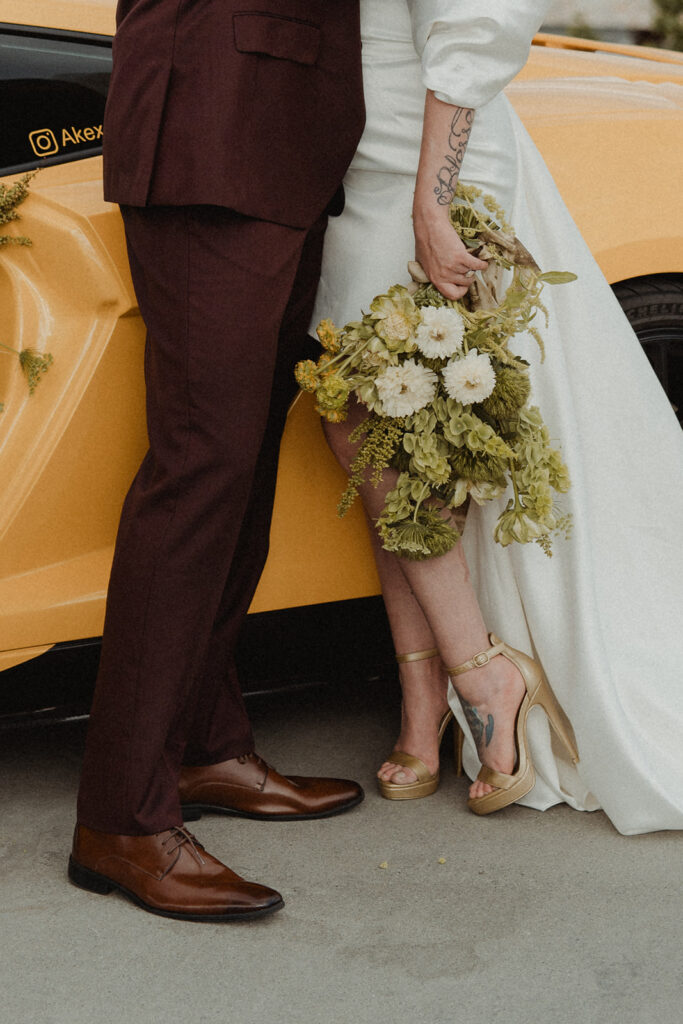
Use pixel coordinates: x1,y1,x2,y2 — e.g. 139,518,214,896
377,761,417,785
469,779,495,800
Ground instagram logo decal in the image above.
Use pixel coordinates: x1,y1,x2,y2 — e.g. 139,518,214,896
29,129,60,156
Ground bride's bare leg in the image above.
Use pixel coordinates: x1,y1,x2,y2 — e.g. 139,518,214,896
324,402,525,798
366,522,450,783
384,537,525,800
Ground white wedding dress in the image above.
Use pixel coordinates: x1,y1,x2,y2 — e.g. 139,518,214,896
312,0,683,835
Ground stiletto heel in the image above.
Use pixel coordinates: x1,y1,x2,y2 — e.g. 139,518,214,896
532,674,579,763
379,647,460,800
448,633,579,816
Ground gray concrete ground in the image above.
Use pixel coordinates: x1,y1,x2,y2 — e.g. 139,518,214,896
2,677,681,1024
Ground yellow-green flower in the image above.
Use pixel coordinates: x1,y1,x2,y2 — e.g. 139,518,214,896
370,286,420,351
547,449,571,492
294,359,318,393
493,506,546,546
527,481,554,519
360,336,398,372
316,373,350,412
468,479,507,504
316,318,342,353
316,404,347,424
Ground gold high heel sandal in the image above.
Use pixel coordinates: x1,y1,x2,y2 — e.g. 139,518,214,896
379,647,464,801
448,633,579,816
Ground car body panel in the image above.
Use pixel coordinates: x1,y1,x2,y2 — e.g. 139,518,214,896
508,76,683,282
1,5,682,671
1,0,114,36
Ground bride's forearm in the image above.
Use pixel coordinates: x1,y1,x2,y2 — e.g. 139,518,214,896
413,91,486,299
415,92,474,212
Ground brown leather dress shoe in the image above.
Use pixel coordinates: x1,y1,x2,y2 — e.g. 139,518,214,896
179,753,364,822
68,824,283,921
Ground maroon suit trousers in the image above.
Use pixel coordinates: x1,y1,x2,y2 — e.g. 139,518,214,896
77,205,325,834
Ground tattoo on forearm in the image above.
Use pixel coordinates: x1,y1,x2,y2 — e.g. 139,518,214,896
434,108,474,206
460,697,494,749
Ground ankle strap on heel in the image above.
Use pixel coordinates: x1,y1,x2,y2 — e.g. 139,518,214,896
395,647,439,664
448,638,505,676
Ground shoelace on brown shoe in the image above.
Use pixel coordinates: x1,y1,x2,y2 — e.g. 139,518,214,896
236,752,271,791
160,826,206,865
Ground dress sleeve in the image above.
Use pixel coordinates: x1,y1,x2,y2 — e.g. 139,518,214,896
407,0,553,109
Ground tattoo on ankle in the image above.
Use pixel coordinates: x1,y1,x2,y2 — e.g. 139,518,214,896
460,698,494,749
434,108,474,206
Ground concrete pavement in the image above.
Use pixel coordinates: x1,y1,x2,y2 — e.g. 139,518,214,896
1,678,681,1024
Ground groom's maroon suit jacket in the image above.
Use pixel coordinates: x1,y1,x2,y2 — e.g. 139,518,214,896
103,0,365,227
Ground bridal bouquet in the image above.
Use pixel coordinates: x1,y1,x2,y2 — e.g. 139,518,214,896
295,184,575,559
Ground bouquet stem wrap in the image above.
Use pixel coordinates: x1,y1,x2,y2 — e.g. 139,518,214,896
296,185,575,559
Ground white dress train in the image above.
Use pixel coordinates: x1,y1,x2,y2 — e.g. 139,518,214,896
311,0,683,835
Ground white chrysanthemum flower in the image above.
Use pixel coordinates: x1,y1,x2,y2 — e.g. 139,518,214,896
442,349,496,404
415,306,465,359
375,358,438,418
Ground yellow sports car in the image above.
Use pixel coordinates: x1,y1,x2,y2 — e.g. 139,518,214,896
1,1,682,708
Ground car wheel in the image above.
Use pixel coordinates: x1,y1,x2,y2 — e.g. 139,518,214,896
612,274,683,424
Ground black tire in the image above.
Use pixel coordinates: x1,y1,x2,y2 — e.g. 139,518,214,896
612,274,683,425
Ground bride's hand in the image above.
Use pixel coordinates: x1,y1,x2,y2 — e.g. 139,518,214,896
413,205,488,300
413,93,487,299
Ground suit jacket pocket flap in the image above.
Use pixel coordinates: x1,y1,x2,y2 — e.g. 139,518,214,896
233,13,320,66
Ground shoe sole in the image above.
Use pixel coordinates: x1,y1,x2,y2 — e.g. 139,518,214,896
467,766,536,815
181,791,364,823
378,775,440,800
68,857,284,922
